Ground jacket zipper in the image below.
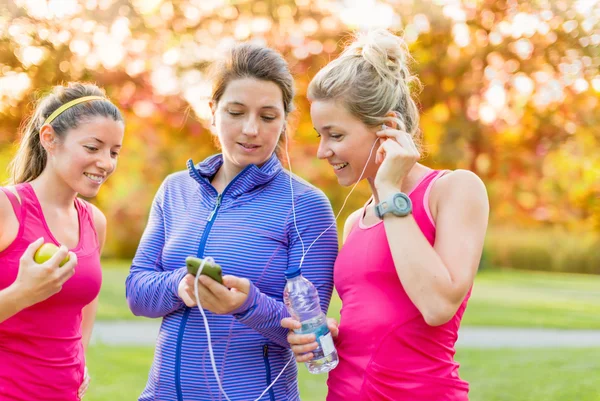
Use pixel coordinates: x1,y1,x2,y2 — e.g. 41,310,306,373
263,344,276,401
207,194,222,222
174,168,248,401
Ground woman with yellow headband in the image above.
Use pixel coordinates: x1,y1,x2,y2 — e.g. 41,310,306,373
0,82,124,400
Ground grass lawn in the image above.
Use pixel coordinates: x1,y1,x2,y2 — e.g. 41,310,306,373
461,269,600,329
100,260,600,329
85,345,600,401
97,260,145,321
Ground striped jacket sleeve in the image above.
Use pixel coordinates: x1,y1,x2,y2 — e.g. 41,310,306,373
231,188,338,347
125,177,188,318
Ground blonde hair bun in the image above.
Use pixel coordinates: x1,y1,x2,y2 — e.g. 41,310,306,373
308,29,422,147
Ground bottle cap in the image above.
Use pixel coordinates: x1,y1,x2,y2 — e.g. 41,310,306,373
284,266,302,279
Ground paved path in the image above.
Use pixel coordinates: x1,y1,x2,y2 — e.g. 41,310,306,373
91,321,600,348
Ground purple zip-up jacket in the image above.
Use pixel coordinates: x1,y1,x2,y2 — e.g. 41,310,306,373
126,154,338,401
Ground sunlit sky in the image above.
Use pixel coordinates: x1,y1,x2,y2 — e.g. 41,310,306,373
2,0,599,125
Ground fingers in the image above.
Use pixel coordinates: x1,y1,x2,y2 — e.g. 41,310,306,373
281,317,301,331
396,132,418,155
287,330,318,362
21,238,45,262
57,252,77,281
376,128,420,160
222,275,250,294
288,332,316,346
78,369,90,398
291,342,318,359
181,291,197,308
375,139,388,164
376,139,398,164
283,317,317,348
47,245,70,267
191,276,220,309
178,275,198,307
377,126,418,150
295,351,315,363
326,317,339,338
199,274,228,296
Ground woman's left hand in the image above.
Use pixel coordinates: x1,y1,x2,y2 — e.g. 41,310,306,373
187,274,251,314
78,366,90,399
374,124,420,193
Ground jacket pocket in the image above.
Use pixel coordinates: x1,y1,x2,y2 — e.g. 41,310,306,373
263,344,276,401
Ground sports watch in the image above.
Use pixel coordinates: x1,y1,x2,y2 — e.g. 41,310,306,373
374,192,413,218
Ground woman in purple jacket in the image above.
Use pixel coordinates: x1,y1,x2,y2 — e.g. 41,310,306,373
126,43,338,401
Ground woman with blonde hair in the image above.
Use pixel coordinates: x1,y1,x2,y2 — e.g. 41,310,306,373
283,29,489,400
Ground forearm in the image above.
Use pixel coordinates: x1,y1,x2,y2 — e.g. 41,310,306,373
0,284,28,324
81,297,98,351
233,283,291,348
125,267,188,318
383,215,460,322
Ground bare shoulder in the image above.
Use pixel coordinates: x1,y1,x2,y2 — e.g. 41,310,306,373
429,170,489,221
434,169,488,199
88,202,107,232
342,208,362,243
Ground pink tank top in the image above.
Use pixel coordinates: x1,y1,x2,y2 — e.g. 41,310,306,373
0,183,102,401
327,170,471,401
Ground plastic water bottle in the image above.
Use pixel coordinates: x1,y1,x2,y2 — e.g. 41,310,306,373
283,266,339,374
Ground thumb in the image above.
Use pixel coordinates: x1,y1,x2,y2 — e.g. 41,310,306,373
222,275,251,294
326,317,339,338
22,237,45,261
376,139,387,165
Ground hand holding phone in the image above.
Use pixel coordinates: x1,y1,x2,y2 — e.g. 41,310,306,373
186,256,224,285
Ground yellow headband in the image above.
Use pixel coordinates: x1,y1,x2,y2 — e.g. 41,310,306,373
43,95,106,126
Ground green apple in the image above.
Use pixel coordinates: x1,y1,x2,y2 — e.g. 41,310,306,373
34,243,70,267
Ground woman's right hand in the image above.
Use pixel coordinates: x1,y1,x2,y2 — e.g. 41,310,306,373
13,238,77,309
281,317,339,363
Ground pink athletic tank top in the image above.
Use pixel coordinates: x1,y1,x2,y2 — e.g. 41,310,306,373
0,183,102,401
327,170,471,401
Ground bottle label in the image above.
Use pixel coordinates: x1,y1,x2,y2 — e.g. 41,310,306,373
299,319,334,359
319,332,335,357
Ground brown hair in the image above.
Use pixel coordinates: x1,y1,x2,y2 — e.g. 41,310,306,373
211,43,295,114
8,82,123,184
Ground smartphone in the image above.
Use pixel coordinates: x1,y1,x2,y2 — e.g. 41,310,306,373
185,256,224,285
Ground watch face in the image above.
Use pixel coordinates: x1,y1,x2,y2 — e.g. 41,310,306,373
394,195,409,210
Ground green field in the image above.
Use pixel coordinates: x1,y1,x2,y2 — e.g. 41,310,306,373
461,269,600,329
85,345,600,401
101,260,600,329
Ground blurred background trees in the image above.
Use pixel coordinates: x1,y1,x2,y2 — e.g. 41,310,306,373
1,0,598,271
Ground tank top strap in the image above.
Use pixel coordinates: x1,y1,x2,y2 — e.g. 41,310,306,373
405,169,448,245
409,170,440,196
422,170,451,212
0,186,23,219
75,198,100,250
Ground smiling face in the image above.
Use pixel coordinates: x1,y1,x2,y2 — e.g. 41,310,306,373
44,115,124,197
311,99,380,187
211,77,286,177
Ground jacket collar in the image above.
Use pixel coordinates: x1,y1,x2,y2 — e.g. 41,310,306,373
187,153,282,198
